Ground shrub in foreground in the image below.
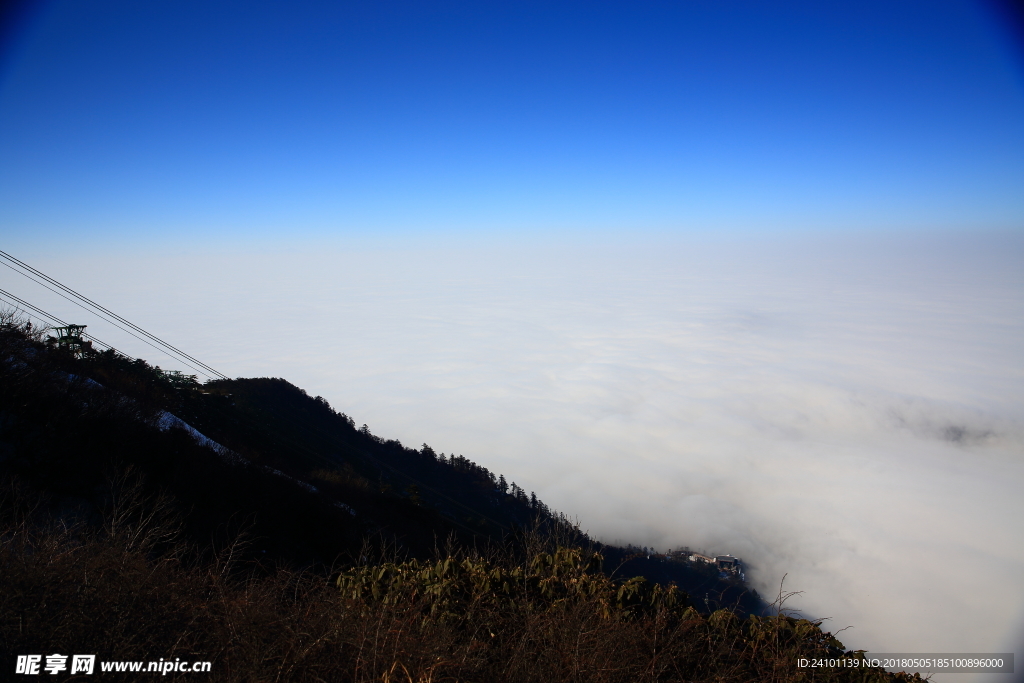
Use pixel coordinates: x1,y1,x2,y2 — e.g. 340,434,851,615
1,484,921,683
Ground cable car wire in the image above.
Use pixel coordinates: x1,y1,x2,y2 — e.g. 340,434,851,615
0,250,228,379
0,286,223,381
0,287,125,356
0,262,219,379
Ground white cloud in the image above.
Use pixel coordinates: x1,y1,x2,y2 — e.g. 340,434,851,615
8,230,1024,678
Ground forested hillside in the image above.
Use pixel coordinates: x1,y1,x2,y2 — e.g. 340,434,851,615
0,312,919,682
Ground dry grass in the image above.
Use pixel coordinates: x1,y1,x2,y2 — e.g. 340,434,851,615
0,478,922,683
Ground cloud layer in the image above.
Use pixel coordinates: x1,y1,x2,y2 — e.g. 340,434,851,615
10,230,1024,677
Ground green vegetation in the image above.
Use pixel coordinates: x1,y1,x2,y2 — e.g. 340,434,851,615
0,310,921,681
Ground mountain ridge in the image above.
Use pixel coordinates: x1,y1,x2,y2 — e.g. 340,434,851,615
0,311,920,682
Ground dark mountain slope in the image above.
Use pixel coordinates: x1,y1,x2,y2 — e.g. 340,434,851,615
177,376,541,538
0,314,925,682
0,317,568,564
0,314,751,607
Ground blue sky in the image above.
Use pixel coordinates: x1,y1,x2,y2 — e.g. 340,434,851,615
1,0,1023,244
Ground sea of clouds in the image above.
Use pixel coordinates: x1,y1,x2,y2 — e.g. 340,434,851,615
9,230,1023,680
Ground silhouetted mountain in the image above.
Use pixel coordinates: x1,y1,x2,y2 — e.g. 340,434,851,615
0,314,749,603
1,313,926,682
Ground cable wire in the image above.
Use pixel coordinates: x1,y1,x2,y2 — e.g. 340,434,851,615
0,287,125,356
0,250,228,379
0,262,219,379
0,250,227,378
